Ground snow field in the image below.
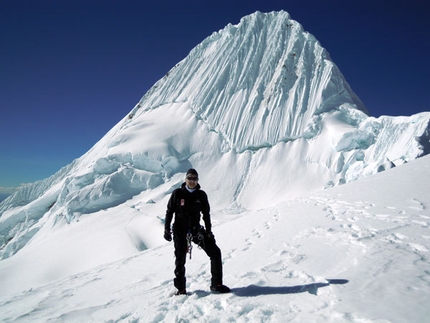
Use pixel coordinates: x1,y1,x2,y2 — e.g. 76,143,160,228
1,156,429,322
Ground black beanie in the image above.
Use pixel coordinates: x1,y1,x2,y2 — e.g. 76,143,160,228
186,168,198,177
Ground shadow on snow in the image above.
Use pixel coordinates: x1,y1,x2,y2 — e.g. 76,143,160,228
231,279,349,297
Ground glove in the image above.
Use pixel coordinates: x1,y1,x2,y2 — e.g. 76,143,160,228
164,230,172,242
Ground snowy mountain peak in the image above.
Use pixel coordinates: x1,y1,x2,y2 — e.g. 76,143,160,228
0,11,429,267
129,10,367,153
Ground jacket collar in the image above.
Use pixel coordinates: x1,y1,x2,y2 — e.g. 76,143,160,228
181,182,201,191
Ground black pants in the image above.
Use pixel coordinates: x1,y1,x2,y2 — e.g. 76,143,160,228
173,229,223,290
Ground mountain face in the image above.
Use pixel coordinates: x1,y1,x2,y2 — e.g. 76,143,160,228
1,11,429,260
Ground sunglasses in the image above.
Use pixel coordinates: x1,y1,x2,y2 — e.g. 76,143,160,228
186,176,199,181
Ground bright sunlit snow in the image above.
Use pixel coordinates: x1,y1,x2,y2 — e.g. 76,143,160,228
0,11,429,322
1,155,429,322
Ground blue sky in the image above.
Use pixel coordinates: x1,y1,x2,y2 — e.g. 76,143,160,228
1,0,429,192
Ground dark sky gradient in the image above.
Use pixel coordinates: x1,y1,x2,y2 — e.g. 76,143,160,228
1,0,429,190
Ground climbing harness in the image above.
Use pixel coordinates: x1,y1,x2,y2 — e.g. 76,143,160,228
186,227,206,260
184,193,206,260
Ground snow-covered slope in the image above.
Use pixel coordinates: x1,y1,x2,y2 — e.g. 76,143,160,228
0,9,429,297
1,152,429,323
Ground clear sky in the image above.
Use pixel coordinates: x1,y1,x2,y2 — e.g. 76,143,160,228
1,0,429,192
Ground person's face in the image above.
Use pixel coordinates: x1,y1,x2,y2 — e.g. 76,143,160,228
186,175,198,189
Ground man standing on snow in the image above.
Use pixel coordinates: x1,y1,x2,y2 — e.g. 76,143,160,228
163,168,230,295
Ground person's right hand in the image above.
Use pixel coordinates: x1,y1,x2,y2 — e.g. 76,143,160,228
164,230,172,241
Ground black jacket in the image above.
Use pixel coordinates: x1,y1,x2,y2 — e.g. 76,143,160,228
165,183,211,233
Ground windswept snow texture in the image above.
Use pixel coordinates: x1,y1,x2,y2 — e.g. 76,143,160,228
0,11,429,321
